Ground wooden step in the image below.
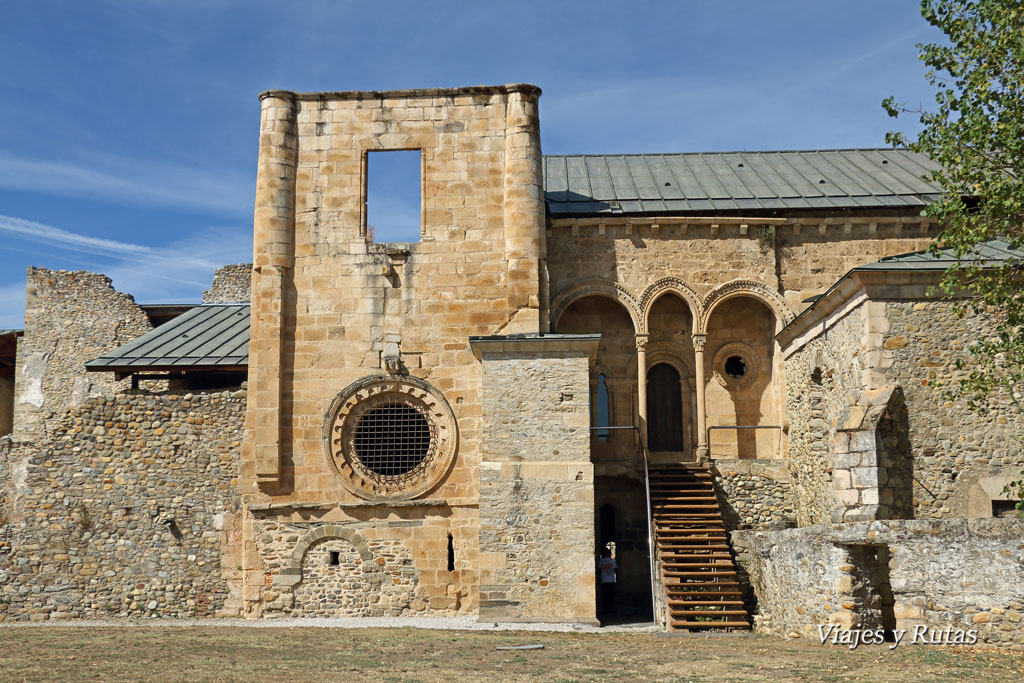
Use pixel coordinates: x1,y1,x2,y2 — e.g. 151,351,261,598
670,621,751,629
667,600,745,606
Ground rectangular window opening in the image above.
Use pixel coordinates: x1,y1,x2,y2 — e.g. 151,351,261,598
328,550,340,566
365,150,422,243
447,532,455,572
993,500,1019,518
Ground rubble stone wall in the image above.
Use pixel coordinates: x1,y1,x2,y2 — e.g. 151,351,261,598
203,263,253,304
0,390,244,622
14,269,152,439
733,519,1024,650
712,459,795,530
883,300,1024,518
783,304,865,526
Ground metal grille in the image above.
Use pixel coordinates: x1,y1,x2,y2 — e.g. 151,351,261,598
353,403,432,477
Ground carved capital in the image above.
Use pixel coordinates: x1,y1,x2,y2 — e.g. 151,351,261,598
635,333,650,351
692,334,708,352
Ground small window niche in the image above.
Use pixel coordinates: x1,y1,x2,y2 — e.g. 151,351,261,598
363,149,422,243
594,373,611,442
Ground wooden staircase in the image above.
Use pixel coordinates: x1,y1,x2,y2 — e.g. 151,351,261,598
649,464,751,631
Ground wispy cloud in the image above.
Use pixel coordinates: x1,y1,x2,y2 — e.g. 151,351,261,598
0,214,152,258
0,155,253,216
0,214,252,328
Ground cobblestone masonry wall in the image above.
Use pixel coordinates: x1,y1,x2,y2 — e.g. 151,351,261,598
0,390,244,622
477,346,597,623
712,460,795,530
733,519,1024,650
883,301,1024,518
203,264,252,304
783,305,865,526
14,269,152,439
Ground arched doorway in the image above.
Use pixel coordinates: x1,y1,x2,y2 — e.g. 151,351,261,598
647,363,683,452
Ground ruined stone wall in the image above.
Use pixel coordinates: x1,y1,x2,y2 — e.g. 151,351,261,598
783,304,865,526
255,511,476,618
733,519,1024,650
477,345,597,623
203,263,253,303
883,301,1024,518
13,269,151,439
0,390,243,622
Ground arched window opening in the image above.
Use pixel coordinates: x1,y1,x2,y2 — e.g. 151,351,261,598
595,373,611,442
647,363,683,452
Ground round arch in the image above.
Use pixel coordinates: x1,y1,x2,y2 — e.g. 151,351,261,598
699,279,794,333
638,277,704,335
549,279,642,334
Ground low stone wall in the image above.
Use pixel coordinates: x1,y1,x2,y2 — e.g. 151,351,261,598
711,459,794,529
733,519,1024,650
0,390,244,622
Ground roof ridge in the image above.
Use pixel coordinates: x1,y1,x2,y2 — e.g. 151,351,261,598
542,148,914,158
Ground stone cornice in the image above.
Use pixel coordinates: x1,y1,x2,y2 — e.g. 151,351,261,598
259,83,541,102
469,333,601,362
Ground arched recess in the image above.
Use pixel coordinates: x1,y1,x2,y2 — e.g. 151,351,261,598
549,280,642,335
703,295,781,460
273,525,380,589
699,280,793,334
639,277,704,335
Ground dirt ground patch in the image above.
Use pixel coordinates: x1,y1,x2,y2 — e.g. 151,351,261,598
0,626,1020,682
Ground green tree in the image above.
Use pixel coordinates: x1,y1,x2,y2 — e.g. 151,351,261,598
884,0,1024,514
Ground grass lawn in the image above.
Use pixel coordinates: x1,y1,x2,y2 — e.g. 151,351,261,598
0,626,1020,682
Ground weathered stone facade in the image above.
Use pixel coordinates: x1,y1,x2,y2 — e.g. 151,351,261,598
780,272,1024,525
0,83,1019,645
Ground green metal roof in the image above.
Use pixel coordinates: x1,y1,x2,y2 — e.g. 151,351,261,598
543,149,942,215
0,329,22,337
86,304,249,372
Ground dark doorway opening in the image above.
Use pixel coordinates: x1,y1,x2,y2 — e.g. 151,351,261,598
647,363,682,451
846,544,897,642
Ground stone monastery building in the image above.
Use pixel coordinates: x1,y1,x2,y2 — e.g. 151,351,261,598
1,84,1022,645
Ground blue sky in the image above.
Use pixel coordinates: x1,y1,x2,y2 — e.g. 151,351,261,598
0,1,940,328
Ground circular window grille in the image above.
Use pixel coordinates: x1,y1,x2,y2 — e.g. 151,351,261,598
323,376,457,502
354,403,432,476
712,342,760,389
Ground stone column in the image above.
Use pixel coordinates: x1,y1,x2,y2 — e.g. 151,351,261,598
693,333,709,462
248,90,297,485
502,85,545,334
636,333,649,448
